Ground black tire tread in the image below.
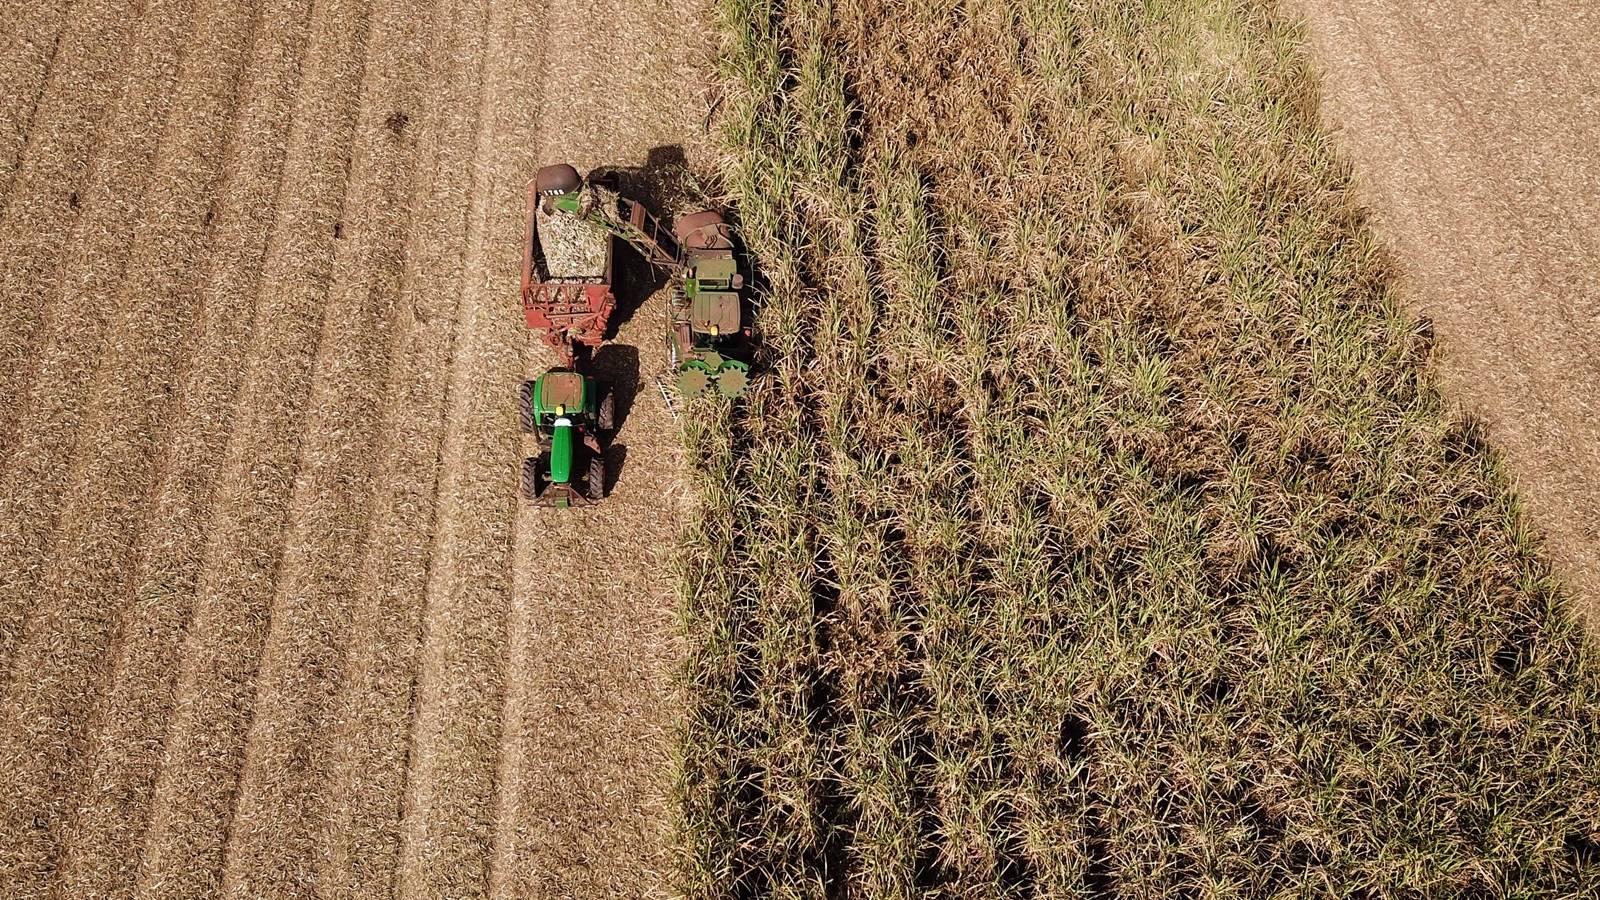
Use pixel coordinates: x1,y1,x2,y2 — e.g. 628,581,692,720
586,454,607,502
519,380,537,434
597,381,617,433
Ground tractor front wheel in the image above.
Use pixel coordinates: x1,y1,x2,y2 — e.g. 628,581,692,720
519,381,537,433
520,456,547,501
597,382,617,432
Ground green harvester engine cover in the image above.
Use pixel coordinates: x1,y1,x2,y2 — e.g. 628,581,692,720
674,256,750,397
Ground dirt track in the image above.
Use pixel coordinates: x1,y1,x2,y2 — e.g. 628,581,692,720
1289,1,1600,621
0,0,706,895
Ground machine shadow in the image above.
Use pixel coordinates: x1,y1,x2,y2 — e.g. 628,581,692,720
590,343,640,494
603,444,628,497
591,343,642,433
591,143,690,338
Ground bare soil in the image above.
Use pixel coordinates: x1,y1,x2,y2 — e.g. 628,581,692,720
1289,0,1600,621
0,0,708,895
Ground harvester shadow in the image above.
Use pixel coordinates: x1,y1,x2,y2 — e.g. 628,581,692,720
593,143,689,339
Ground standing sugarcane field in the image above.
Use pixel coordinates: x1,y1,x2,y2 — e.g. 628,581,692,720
2,0,1599,896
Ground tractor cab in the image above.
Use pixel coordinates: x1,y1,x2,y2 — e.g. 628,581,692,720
519,368,615,507
527,370,588,428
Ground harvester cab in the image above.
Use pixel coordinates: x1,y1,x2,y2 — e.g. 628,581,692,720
519,368,615,507
670,210,753,397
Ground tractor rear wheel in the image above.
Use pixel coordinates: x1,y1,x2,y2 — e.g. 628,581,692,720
519,380,537,433
586,453,607,501
520,456,547,501
597,382,617,432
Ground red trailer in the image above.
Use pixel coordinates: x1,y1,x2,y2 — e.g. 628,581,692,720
520,168,617,367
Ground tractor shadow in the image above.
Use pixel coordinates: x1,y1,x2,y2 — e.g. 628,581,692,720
590,343,641,493
592,143,690,339
602,444,628,497
591,343,641,431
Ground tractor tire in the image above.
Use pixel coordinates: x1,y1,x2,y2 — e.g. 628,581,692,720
520,456,547,501
597,383,617,432
586,453,607,502
519,380,537,433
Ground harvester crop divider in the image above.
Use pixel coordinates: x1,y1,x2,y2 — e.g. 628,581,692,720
655,373,681,421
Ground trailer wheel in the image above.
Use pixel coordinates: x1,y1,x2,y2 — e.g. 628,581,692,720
521,456,546,501
519,380,537,433
586,453,607,501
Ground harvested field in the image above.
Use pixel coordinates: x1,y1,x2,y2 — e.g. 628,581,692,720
675,0,1600,894
1290,0,1600,623
0,0,707,895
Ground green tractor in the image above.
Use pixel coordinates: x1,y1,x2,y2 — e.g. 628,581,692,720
669,211,753,397
519,368,615,507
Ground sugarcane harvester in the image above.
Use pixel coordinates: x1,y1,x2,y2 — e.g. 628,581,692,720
667,210,753,397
